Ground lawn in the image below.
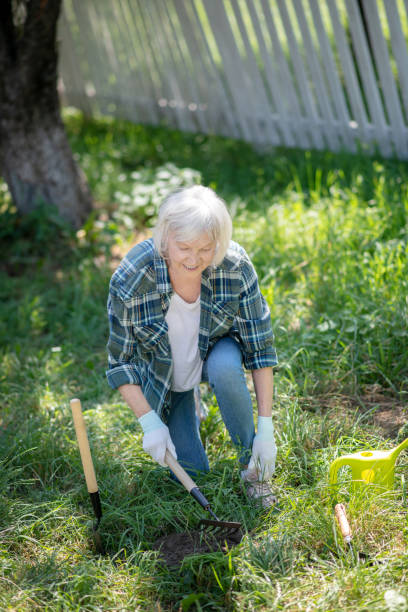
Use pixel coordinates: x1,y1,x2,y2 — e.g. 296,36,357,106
0,109,407,610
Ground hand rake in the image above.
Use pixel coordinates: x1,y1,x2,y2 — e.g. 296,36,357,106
164,450,241,538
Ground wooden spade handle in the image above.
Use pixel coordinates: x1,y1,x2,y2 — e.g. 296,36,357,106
70,398,98,494
164,449,197,493
335,503,352,542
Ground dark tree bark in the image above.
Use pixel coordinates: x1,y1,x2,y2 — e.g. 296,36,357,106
0,0,92,229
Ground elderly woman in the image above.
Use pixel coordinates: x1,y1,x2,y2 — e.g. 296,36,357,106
107,186,278,507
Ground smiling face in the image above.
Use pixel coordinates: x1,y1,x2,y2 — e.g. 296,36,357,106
166,232,217,279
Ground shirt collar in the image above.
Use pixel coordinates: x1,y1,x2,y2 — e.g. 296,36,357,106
154,248,213,294
154,250,172,294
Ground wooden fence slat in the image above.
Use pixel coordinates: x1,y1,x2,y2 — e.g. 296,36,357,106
201,0,252,141
137,1,182,129
125,0,163,117
147,1,195,132
259,0,311,149
110,1,147,121
189,0,241,138
85,0,122,113
108,1,147,121
129,1,170,124
77,0,112,114
362,0,408,158
292,0,341,151
145,0,184,128
345,0,392,157
88,0,119,75
117,0,158,124
191,0,242,138
162,0,201,133
154,0,200,133
64,0,95,103
201,0,263,143
326,0,371,151
58,7,92,114
225,0,282,144
309,0,356,152
228,0,282,145
277,0,326,150
173,0,239,138
384,0,408,123
163,0,210,134
236,0,294,147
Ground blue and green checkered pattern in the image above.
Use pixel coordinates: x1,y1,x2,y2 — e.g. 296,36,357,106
107,239,277,417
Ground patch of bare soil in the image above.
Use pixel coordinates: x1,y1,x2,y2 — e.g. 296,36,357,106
360,385,407,438
371,406,407,438
301,384,407,439
152,528,243,567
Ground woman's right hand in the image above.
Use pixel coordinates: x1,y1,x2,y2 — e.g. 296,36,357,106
138,410,177,466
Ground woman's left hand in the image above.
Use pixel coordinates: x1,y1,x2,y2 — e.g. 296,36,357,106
244,416,276,481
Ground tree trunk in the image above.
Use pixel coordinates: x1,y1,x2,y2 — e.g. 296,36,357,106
0,0,92,230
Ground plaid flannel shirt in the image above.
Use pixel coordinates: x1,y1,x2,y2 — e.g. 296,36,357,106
106,238,277,418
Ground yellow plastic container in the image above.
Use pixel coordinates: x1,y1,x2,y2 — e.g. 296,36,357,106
329,438,408,491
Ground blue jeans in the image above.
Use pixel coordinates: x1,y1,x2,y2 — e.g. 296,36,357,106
166,336,255,475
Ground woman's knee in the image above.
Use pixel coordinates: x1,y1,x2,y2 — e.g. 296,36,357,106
205,337,244,385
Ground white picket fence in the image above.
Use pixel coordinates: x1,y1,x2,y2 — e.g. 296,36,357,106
58,0,408,159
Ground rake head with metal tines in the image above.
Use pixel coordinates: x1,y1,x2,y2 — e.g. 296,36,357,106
198,518,242,542
164,450,243,539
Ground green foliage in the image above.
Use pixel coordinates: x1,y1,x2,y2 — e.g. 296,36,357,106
1,109,408,610
234,171,408,397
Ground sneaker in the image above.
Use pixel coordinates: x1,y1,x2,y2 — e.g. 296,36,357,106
241,473,278,508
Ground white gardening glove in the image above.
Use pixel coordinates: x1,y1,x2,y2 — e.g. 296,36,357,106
242,416,276,482
138,410,177,467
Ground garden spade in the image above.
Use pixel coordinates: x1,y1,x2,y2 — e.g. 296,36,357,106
70,398,104,553
164,450,241,538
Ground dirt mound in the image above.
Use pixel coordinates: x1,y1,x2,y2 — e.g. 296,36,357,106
153,528,243,567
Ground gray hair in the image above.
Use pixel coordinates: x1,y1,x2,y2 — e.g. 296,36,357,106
153,186,232,266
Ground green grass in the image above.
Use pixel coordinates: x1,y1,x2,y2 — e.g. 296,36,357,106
1,109,408,610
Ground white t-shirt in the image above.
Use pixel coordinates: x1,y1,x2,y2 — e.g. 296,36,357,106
165,292,202,392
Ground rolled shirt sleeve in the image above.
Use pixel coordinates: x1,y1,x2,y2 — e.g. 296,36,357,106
235,256,278,370
106,282,144,389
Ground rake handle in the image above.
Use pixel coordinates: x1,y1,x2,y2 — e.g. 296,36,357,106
164,450,217,518
164,449,196,492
